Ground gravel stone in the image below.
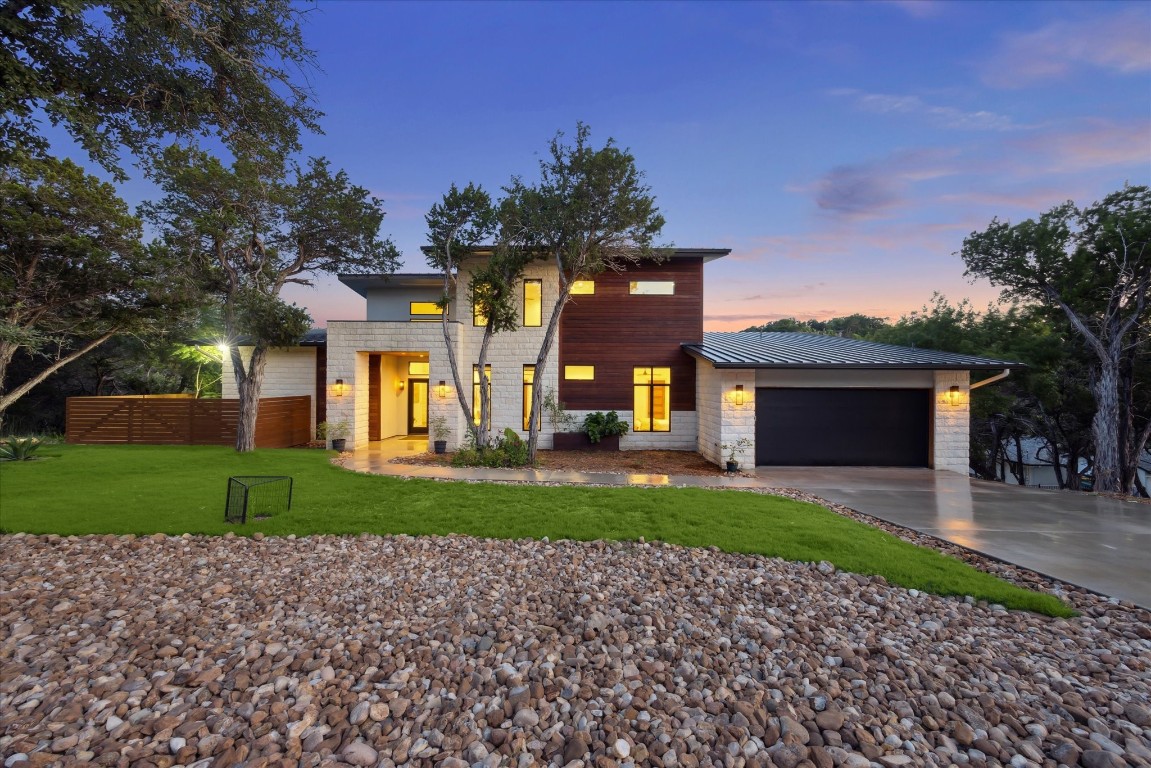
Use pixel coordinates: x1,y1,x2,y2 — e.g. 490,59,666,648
0,531,1148,768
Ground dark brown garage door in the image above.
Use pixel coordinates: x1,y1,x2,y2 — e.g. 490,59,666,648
755,388,930,466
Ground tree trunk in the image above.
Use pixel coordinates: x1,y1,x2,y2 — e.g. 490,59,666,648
234,344,268,452
1009,436,1026,485
475,325,496,449
439,278,477,447
526,274,572,461
0,331,117,420
1090,359,1122,493
1048,442,1066,490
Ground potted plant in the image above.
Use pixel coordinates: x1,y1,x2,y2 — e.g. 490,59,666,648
430,413,449,454
720,437,753,473
318,419,350,452
581,411,629,452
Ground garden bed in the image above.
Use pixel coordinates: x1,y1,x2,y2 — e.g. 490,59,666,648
391,448,732,476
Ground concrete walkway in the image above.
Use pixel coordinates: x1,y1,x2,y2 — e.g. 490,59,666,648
755,467,1151,608
345,441,1151,607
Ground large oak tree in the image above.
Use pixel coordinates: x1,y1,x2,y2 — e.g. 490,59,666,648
961,185,1150,494
0,153,188,422
1,0,320,175
143,146,399,451
501,124,665,460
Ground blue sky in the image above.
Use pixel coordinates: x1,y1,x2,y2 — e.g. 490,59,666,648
71,1,1151,330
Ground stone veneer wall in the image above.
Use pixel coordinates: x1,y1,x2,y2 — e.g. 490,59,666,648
222,347,318,435
455,260,561,448
695,362,755,468
933,370,970,474
326,321,457,450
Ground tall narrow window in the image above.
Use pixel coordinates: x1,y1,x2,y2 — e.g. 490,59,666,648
473,300,487,326
472,364,492,425
633,367,671,432
522,365,541,430
523,279,542,327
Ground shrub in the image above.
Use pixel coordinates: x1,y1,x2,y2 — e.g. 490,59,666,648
452,428,532,468
0,436,42,461
582,411,629,443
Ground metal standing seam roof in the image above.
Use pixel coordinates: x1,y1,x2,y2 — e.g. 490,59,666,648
683,332,1025,370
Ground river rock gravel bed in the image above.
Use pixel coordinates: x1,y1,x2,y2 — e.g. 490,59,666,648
2,532,1149,768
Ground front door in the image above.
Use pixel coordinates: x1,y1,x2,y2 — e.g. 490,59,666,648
407,378,428,434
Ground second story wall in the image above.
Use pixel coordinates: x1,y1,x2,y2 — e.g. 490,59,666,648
559,257,703,411
365,286,445,322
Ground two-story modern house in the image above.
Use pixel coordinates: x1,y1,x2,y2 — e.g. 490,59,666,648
224,248,1020,473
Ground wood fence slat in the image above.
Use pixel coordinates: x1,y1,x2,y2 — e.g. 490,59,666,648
67,396,311,448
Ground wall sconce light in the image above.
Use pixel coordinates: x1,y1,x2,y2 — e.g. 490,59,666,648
334,378,346,397
947,385,961,406
436,380,448,399
734,384,745,406
396,379,406,394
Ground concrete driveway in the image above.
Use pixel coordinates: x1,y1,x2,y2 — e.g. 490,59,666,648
754,467,1151,608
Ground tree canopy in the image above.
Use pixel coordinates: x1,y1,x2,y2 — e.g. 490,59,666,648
961,185,1150,493
1,0,320,176
143,146,399,450
501,123,665,459
0,153,190,419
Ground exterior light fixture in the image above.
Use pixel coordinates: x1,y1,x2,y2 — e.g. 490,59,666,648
948,385,961,406
334,378,346,397
734,384,745,406
397,380,406,394
437,380,448,399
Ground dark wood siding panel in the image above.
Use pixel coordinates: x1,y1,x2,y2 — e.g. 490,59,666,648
368,353,381,441
315,346,327,426
559,259,702,411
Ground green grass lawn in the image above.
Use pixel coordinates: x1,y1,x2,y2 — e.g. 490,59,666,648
0,444,1073,616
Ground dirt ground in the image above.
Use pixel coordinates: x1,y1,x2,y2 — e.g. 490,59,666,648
391,448,733,476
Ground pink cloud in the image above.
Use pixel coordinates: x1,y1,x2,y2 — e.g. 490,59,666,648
981,10,1151,88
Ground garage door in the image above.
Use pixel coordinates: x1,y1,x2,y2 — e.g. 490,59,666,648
755,388,930,466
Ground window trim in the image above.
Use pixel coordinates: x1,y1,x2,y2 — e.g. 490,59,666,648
472,364,492,426
633,366,672,432
409,301,443,321
523,279,542,327
522,364,541,430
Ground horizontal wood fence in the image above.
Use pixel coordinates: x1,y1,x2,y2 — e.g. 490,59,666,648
66,395,311,448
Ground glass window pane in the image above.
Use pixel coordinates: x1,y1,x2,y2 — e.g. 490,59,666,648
410,301,443,319
634,385,651,432
564,365,595,381
652,367,671,384
633,367,652,384
408,361,429,376
522,364,537,431
628,281,675,295
524,280,542,327
473,302,487,326
571,280,595,295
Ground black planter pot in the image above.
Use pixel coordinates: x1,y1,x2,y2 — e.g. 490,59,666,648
726,460,738,473
433,440,447,454
331,438,346,452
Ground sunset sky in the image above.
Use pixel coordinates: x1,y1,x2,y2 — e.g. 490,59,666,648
73,1,1151,331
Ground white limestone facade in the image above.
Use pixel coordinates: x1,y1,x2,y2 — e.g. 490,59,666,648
221,346,318,434
933,369,970,474
695,362,755,469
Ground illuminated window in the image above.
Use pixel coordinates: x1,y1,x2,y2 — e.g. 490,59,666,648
629,281,675,295
473,300,487,327
571,280,595,295
410,302,443,321
633,367,671,432
408,361,429,376
472,364,492,425
522,365,541,430
564,365,595,381
523,279,542,327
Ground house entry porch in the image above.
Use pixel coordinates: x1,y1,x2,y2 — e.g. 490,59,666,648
366,351,431,442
